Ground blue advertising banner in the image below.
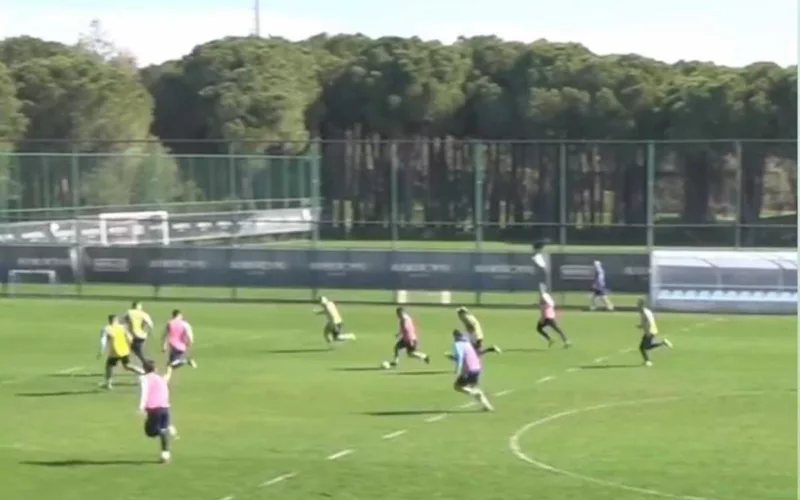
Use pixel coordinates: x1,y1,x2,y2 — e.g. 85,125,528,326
0,245,589,293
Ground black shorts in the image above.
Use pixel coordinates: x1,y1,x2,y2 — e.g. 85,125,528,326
106,355,130,367
471,339,483,350
455,371,480,387
538,318,557,329
144,408,171,438
640,334,657,350
331,323,343,340
394,338,418,354
592,287,608,297
131,337,146,352
168,348,185,365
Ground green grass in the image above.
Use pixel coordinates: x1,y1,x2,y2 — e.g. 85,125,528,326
0,300,795,500
3,282,644,309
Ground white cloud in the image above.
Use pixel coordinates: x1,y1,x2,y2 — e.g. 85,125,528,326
1,5,795,67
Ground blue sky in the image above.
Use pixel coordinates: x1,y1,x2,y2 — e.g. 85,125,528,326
2,0,796,67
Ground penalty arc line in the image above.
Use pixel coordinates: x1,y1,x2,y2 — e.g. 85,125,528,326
508,391,769,500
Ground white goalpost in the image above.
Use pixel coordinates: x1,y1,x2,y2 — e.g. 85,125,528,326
91,210,170,246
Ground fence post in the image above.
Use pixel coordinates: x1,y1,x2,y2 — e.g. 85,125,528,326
227,141,237,206
390,141,399,248
474,142,485,251
310,140,321,302
558,142,567,247
646,141,655,249
473,142,485,305
70,143,80,217
734,140,743,248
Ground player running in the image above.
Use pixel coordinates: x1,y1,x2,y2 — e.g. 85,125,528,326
451,330,493,411
98,314,144,389
590,260,615,311
388,307,430,368
456,307,501,355
637,298,672,367
162,309,197,378
537,284,571,348
123,301,154,364
315,296,356,344
139,359,178,463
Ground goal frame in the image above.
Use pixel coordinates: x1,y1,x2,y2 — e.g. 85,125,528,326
8,269,58,295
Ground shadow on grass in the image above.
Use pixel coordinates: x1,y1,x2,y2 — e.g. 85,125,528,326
578,364,641,370
21,459,156,467
363,409,476,416
16,390,101,398
262,348,331,355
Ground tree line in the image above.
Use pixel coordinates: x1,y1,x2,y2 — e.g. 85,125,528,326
0,25,796,246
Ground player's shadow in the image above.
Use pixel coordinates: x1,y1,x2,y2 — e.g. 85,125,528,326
16,389,101,398
263,348,331,355
362,409,475,417
578,364,640,370
21,459,156,467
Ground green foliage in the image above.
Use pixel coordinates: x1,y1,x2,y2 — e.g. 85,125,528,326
81,140,198,207
0,33,796,246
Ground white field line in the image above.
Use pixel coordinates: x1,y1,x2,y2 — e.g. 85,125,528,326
207,317,727,499
326,449,354,460
508,390,763,500
261,472,297,487
382,429,407,440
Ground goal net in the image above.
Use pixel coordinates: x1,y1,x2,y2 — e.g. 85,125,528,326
81,210,170,246
7,269,58,296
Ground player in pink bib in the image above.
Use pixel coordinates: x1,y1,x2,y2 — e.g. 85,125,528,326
451,330,493,411
161,309,197,378
139,360,177,463
388,307,431,368
537,284,570,348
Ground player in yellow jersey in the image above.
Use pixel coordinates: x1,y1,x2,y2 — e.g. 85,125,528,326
314,296,356,344
124,301,154,364
457,307,501,355
97,314,144,389
637,298,673,367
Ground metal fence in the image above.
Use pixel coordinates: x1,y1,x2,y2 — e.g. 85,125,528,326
0,138,796,249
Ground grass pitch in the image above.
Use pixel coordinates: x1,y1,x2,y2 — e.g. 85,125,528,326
0,299,795,500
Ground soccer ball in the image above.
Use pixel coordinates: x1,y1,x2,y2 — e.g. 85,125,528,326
381,361,392,370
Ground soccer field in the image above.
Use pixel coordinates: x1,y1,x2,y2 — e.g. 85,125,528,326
0,299,795,500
